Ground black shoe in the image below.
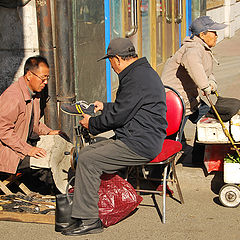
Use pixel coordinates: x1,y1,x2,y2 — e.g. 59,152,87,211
60,100,95,116
61,218,103,236
55,218,81,232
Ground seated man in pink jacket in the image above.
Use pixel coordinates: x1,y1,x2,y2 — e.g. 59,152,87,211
0,55,60,186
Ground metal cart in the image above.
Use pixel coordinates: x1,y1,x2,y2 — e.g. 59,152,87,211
204,93,240,208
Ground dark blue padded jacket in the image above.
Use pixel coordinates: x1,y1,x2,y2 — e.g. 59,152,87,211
89,57,167,160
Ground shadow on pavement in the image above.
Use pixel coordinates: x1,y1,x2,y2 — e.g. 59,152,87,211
211,172,224,194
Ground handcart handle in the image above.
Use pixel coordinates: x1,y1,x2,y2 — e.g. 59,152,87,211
214,91,219,97
205,92,240,157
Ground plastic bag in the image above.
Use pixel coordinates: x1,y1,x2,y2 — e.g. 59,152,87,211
204,144,231,173
98,174,143,227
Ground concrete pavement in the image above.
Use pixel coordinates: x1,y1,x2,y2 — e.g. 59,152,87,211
1,31,240,240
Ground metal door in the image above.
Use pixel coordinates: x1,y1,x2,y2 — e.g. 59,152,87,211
108,0,185,100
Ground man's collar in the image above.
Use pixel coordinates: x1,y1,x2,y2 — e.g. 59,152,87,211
194,36,212,51
26,85,36,99
118,57,148,80
18,77,33,102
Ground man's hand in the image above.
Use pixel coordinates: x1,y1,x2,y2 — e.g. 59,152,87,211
94,101,104,112
202,85,212,96
48,130,61,135
58,131,71,142
79,113,91,129
48,129,71,142
209,80,217,93
28,146,47,159
47,130,71,142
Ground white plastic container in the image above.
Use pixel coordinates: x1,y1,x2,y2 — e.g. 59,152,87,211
224,162,240,184
197,117,229,142
230,114,240,142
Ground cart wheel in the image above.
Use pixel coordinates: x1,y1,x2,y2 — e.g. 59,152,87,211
219,184,240,208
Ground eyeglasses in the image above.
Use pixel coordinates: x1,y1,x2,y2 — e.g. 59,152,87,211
208,31,218,36
30,71,50,83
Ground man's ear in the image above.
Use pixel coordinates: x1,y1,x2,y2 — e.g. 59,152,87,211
115,55,121,64
25,71,31,81
199,32,206,40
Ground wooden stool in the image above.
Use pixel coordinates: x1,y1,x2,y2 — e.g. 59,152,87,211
0,173,31,195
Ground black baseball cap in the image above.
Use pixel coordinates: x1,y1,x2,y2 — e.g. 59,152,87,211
97,38,136,61
189,16,227,36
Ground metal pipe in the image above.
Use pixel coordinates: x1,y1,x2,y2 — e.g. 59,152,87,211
112,0,120,36
54,0,75,139
125,0,138,38
171,0,175,55
165,0,172,24
175,0,183,24
35,0,58,129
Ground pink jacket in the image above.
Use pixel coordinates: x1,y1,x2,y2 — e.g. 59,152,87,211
0,77,52,174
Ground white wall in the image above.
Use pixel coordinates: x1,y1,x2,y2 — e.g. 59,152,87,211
0,1,39,93
16,1,39,81
207,0,240,42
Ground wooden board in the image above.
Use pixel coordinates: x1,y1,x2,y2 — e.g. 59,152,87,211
0,211,55,224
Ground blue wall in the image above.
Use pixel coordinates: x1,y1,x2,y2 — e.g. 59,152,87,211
186,0,192,37
104,0,111,102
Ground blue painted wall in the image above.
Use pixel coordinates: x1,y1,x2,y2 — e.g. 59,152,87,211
104,0,111,102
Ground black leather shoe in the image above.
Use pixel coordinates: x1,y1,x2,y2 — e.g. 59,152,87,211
57,219,82,232
55,218,81,232
61,218,103,236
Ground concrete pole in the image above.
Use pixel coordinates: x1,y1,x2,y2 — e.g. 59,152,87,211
35,0,59,129
54,0,76,140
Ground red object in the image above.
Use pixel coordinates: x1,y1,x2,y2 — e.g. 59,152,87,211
98,174,142,227
165,90,184,136
68,187,74,193
156,184,174,196
151,139,182,163
204,144,233,173
150,89,183,163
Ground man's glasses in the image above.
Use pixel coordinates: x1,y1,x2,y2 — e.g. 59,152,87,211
208,31,218,36
30,71,49,83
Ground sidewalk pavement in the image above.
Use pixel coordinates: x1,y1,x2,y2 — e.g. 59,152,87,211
1,31,240,240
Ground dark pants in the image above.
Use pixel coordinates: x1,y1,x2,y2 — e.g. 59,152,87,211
17,137,38,171
71,139,149,219
17,156,30,171
17,137,55,193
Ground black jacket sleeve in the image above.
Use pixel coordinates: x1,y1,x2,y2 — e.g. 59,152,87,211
89,76,143,135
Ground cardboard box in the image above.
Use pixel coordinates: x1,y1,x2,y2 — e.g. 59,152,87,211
224,162,240,184
230,114,240,142
197,117,229,143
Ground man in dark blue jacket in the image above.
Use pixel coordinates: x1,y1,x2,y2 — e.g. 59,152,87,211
62,38,168,236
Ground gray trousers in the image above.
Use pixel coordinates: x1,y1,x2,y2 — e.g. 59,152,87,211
71,139,149,219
